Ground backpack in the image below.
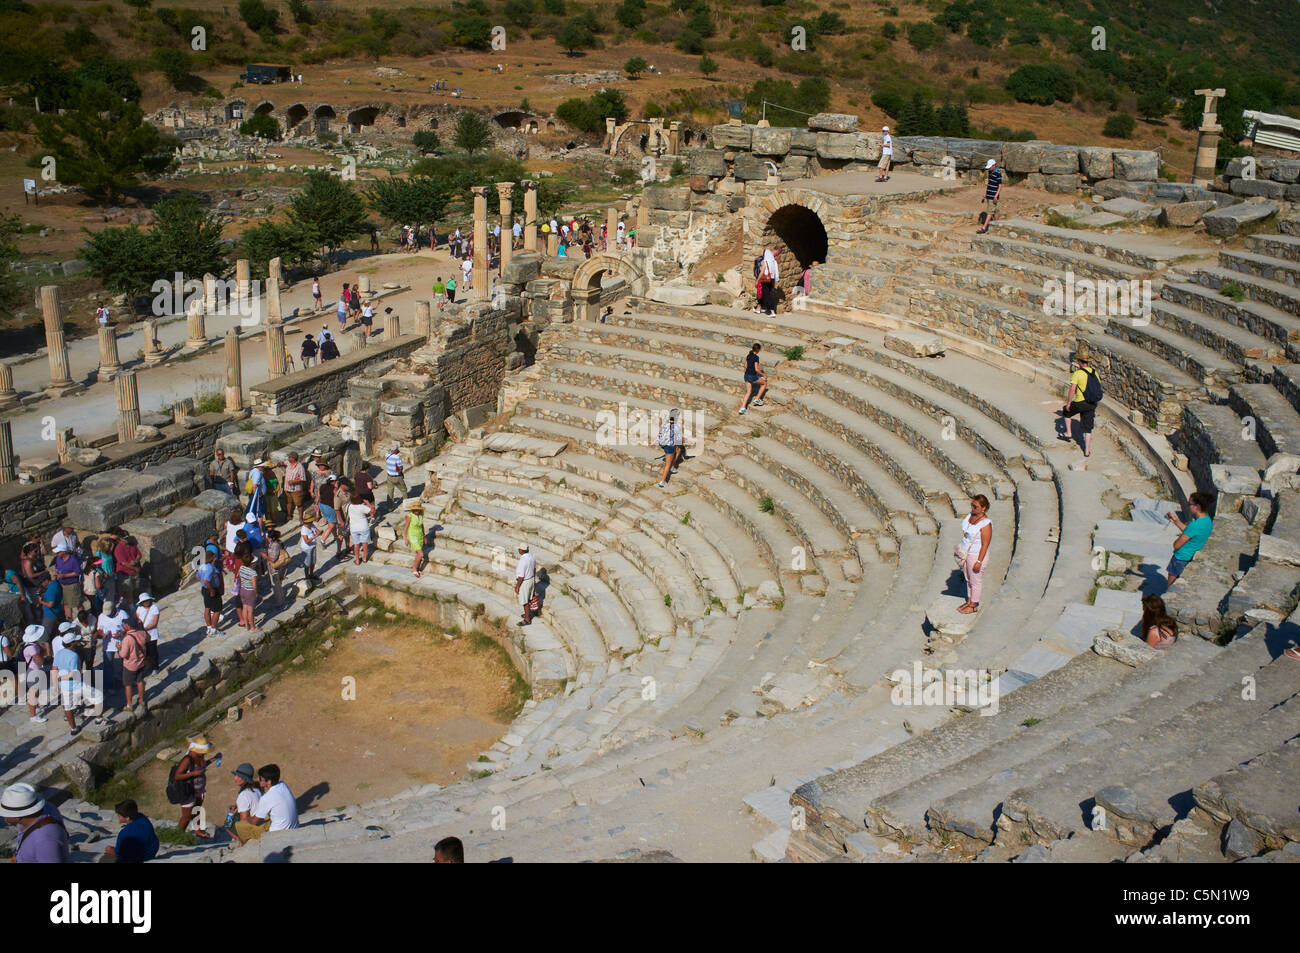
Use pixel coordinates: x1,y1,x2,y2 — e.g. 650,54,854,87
657,418,674,446
1082,367,1102,403
753,256,763,279
165,756,196,805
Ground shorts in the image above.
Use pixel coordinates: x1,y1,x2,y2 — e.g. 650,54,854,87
62,582,82,607
41,616,58,643
878,153,892,171
1063,400,1097,433
122,665,144,687
285,489,305,510
660,443,675,457
1166,556,1190,578
983,197,1000,212
59,680,80,711
350,529,371,545
239,588,257,607
744,372,761,384
518,577,535,608
202,589,223,612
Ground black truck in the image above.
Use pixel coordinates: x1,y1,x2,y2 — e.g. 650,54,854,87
240,64,291,85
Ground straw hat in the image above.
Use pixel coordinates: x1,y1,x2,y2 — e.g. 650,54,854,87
302,511,318,523
188,736,212,754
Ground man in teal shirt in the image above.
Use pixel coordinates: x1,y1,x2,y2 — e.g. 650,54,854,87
1165,491,1214,586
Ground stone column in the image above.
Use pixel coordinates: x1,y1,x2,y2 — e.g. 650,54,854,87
0,420,14,484
496,181,514,270
224,329,244,414
0,363,18,410
141,319,165,365
359,274,372,296
173,397,194,424
185,299,207,348
236,258,251,301
115,370,141,444
607,207,619,250
268,256,282,290
1193,87,1228,188
266,274,283,324
414,300,432,338
39,285,81,398
636,201,650,249
56,428,75,465
96,325,122,382
472,185,489,301
523,180,538,252
384,310,401,342
203,273,218,314
265,321,287,377
546,230,558,256
668,121,681,155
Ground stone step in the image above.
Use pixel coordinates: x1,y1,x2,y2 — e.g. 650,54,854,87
541,338,755,398
930,263,1049,312
1149,297,1284,366
569,322,790,378
1228,382,1300,459
1105,316,1241,387
1274,363,1300,417
452,495,589,559
509,410,666,471
995,651,1300,846
424,520,565,570
971,234,1149,283
639,505,748,604
870,636,1224,840
1177,402,1270,497
548,450,653,495
562,572,645,656
469,454,634,509
1246,232,1300,264
611,530,709,620
1164,511,1256,640
906,284,1074,360
947,250,1078,294
1081,331,1203,429
808,375,1002,490
1218,248,1300,287
690,469,805,581
992,218,1190,271
1161,280,1300,357
535,364,736,422
596,311,809,353
764,410,932,520
588,549,678,642
1193,266,1300,319
718,450,850,560
826,351,1042,467
456,475,609,535
1193,736,1300,848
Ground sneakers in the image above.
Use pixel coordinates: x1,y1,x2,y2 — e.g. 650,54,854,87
738,407,747,415
753,398,765,406
29,714,47,725
658,481,668,489
670,465,679,473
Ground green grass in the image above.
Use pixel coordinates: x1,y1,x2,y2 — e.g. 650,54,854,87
759,495,775,513
781,345,805,361
663,593,672,607
193,386,224,415
1020,717,1042,727
156,826,199,847
680,511,691,525
1219,282,1246,302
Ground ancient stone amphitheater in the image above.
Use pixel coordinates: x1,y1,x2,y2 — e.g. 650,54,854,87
24,121,1300,864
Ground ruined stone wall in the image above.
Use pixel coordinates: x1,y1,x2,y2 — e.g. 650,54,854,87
248,335,427,416
1221,157,1300,201
426,309,514,414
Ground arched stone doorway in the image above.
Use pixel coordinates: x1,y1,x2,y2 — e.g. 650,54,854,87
253,100,275,116
758,202,829,305
314,104,335,135
571,253,648,321
348,105,381,133
285,103,309,131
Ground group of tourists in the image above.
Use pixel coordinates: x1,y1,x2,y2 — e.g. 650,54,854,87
163,739,299,845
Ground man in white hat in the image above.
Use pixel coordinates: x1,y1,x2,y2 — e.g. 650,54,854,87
978,158,1002,234
135,592,161,675
52,628,85,734
514,544,536,627
877,125,893,182
0,783,69,863
247,458,268,522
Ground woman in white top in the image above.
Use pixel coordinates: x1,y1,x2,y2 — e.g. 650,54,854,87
956,495,992,615
346,492,376,565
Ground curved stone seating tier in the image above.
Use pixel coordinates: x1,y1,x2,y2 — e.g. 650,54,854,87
1160,280,1300,361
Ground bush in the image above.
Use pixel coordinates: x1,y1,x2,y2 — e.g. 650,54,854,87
452,111,494,152
624,56,647,78
237,0,277,33
412,129,440,153
1137,88,1171,120
451,15,492,50
556,88,628,134
905,21,941,51
753,42,774,67
1005,63,1075,105
881,21,898,40
745,76,830,117
699,55,718,77
556,19,596,52
1102,113,1136,139
615,0,645,29
675,27,703,54
151,48,191,89
504,0,534,28
239,112,279,139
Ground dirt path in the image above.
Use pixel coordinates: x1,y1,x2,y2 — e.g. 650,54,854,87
124,619,522,823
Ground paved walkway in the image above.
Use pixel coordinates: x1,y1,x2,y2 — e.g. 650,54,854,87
4,250,466,460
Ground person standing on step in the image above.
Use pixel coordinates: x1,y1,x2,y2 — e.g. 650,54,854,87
977,158,1002,233
433,276,446,309
757,248,779,316
446,274,457,305
515,544,536,628
198,550,223,637
346,491,376,565
876,126,892,182
172,737,214,840
1056,346,1101,458
956,495,992,615
118,619,149,713
312,278,322,313
338,284,350,330
1164,492,1214,589
384,445,409,509
738,343,768,415
300,333,318,369
404,502,427,578
135,592,161,675
657,409,683,489
210,447,239,503
264,528,290,605
299,511,321,587
361,301,375,340
283,451,308,523
320,332,340,362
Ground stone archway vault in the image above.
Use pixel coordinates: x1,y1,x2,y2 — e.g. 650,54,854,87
571,253,648,321
745,191,832,303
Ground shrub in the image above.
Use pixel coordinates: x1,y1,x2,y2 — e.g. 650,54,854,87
556,88,628,133
1102,113,1136,139
237,0,277,33
412,129,440,153
624,55,647,78
699,55,718,77
675,27,703,54
1005,64,1075,105
905,21,941,51
239,112,279,139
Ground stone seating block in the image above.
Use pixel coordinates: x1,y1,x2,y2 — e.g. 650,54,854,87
160,506,219,552
121,517,185,591
215,431,272,469
66,489,142,532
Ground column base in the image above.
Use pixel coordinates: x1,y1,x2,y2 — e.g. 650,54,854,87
0,393,20,411
97,366,122,384
185,338,208,349
44,381,85,399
